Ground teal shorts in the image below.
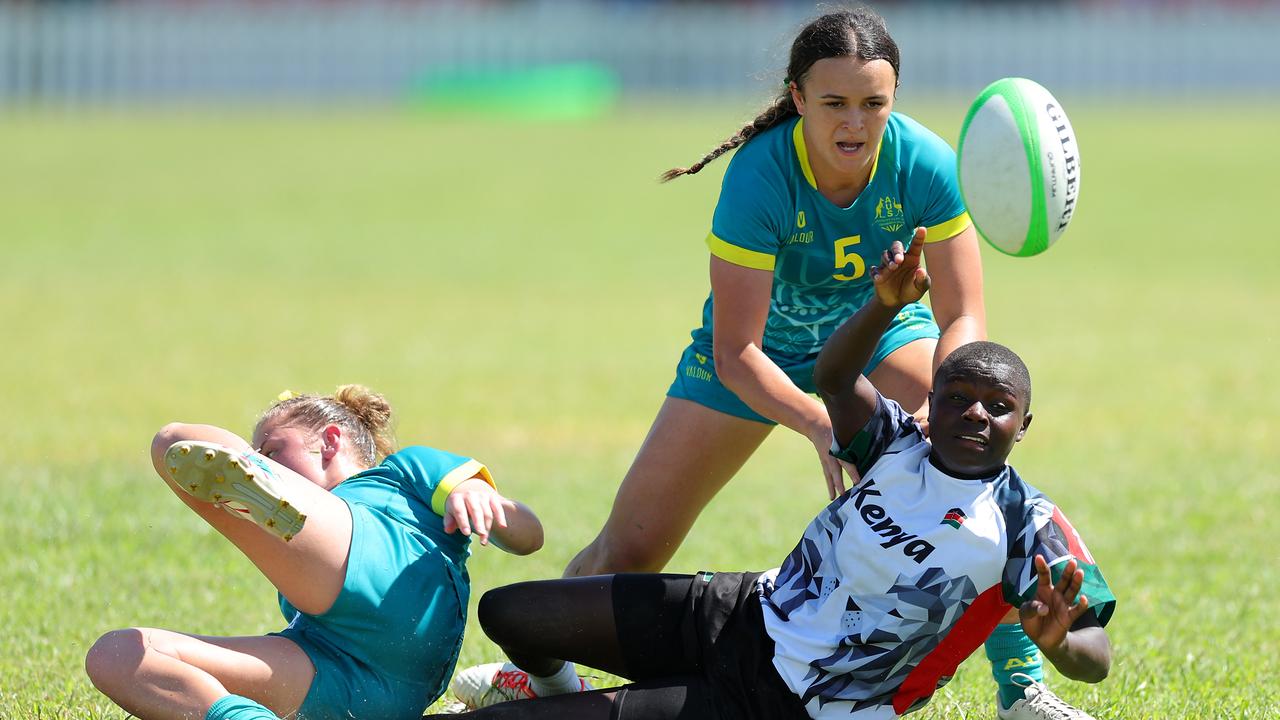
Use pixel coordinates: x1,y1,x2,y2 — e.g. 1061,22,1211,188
667,302,939,424
272,501,467,720
276,626,434,720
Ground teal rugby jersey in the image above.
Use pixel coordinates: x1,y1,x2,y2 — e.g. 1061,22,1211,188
277,446,493,684
328,445,492,566
695,113,971,358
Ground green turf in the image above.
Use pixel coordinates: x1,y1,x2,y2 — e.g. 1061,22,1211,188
1,102,1277,717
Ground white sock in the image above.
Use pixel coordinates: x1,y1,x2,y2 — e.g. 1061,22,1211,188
528,661,582,696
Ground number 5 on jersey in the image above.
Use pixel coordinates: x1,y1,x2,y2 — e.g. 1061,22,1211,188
833,235,865,281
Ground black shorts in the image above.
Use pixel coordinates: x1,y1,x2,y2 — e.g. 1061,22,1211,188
612,572,809,720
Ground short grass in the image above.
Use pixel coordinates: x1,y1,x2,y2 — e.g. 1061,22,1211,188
1,100,1277,718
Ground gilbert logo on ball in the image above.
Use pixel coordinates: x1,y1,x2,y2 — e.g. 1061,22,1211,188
957,78,1081,257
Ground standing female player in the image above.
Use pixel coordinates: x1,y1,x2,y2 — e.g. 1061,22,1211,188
456,8,1093,719
85,385,543,720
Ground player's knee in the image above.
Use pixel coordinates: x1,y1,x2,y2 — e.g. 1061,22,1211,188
85,628,146,691
478,584,533,645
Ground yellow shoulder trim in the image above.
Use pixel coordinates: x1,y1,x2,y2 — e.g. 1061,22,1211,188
924,212,972,243
706,232,776,271
430,459,496,517
793,119,817,189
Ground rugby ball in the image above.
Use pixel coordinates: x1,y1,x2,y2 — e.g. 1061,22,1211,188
957,78,1081,257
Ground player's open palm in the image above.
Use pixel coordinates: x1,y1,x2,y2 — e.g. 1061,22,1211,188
870,228,930,307
1019,554,1090,651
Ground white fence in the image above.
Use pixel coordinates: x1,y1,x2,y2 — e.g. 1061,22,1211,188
0,1,1277,105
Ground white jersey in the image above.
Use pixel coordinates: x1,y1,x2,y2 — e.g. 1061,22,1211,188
757,395,1114,719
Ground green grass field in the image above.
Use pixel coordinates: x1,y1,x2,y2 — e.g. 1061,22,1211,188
1,102,1277,718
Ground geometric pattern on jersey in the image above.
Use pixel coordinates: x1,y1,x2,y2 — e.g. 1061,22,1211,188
758,394,1114,718
696,113,971,358
798,567,977,713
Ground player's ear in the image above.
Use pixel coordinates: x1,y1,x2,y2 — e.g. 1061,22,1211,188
320,424,342,461
789,81,806,115
1015,412,1033,442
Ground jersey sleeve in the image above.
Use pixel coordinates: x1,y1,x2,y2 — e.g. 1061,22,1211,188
830,393,925,477
382,446,496,518
905,123,972,243
705,144,788,271
1003,497,1116,626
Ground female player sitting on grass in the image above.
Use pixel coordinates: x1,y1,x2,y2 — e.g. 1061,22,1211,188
435,235,1114,720
84,385,544,720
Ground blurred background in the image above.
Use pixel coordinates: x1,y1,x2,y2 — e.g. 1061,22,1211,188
1,0,1277,109
2,1,1278,717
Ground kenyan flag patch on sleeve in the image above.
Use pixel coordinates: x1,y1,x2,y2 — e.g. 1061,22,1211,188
942,508,966,529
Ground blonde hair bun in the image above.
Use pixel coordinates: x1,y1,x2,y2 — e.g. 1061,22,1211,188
332,384,396,459
257,384,398,467
333,384,391,431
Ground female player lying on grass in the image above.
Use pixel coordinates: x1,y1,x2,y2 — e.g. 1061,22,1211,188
437,234,1114,720
85,385,543,720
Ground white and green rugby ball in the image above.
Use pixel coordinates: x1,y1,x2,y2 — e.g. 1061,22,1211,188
957,78,1081,257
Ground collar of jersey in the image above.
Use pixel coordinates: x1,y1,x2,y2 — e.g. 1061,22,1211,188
792,117,882,199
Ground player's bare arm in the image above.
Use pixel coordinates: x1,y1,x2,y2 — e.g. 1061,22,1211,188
1020,555,1112,683
815,228,930,448
443,478,544,556
709,255,848,499
921,224,987,374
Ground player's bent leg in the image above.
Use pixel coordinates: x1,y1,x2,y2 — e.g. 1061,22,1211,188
988,620,1063,717
452,577,620,709
85,627,314,719
866,337,936,420
164,440,306,541
477,577,628,676
563,398,773,577
455,574,701,710
151,425,353,616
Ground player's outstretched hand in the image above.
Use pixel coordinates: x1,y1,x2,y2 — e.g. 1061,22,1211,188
1019,554,1091,652
443,477,510,546
870,227,930,308
807,417,850,500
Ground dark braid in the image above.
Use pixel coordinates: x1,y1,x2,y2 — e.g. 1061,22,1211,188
660,94,798,182
661,6,899,183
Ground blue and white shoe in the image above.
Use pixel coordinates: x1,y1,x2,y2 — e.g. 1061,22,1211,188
164,440,307,541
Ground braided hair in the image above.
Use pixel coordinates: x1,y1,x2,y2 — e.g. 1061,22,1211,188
661,7,900,182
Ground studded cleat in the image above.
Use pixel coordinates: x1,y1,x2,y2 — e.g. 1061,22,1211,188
164,440,306,541
997,673,1099,720
450,662,593,710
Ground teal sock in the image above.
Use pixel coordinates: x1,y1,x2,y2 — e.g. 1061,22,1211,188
985,623,1043,710
205,694,279,720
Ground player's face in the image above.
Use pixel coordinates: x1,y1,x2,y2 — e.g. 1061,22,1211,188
791,55,896,186
926,363,1032,478
251,420,325,486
